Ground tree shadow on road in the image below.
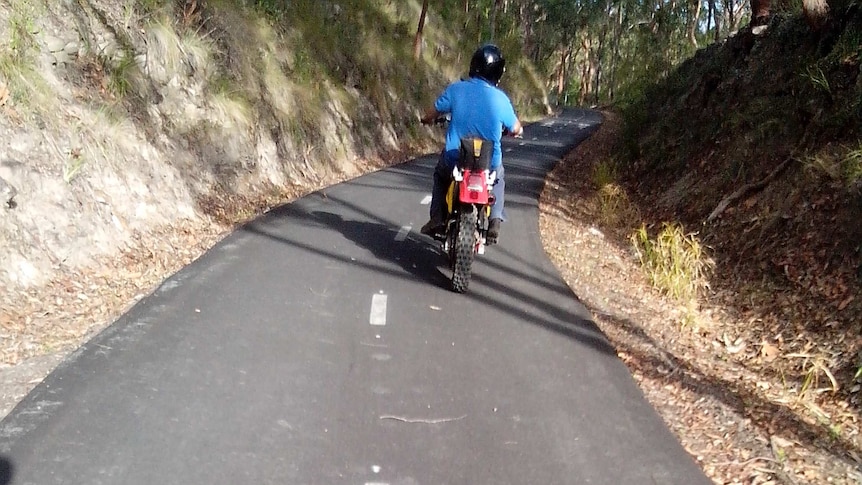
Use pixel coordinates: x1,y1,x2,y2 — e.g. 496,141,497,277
0,456,12,485
308,210,451,290
244,192,619,360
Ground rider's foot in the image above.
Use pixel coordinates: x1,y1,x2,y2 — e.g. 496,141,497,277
486,218,502,245
420,217,445,236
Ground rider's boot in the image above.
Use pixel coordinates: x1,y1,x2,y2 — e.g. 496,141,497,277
486,218,502,245
421,216,446,237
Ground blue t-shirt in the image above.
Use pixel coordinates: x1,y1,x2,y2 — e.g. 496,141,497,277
434,77,518,170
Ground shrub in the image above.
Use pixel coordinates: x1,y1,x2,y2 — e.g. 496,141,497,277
630,222,714,302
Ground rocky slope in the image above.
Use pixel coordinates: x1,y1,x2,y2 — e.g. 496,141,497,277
0,0,549,366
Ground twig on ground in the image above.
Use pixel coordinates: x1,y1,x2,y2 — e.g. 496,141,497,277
379,414,467,424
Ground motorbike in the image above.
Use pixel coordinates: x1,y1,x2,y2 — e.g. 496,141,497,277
429,136,497,293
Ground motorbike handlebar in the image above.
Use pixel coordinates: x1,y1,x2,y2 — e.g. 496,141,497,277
503,127,523,139
420,114,450,126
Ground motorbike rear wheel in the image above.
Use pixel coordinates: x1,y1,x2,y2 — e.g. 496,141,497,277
451,208,478,293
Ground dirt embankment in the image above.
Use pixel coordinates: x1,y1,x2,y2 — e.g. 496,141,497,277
542,110,862,484
542,12,862,484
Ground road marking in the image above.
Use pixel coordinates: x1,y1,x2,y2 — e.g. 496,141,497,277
420,195,432,205
395,226,411,241
370,293,387,326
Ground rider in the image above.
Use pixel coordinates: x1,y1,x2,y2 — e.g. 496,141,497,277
419,44,523,245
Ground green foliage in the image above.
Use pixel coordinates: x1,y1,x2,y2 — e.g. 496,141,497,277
137,0,172,15
63,152,86,183
592,158,618,189
630,223,713,302
803,143,862,187
828,20,862,62
841,145,862,185
107,51,139,98
802,64,831,94
0,0,41,103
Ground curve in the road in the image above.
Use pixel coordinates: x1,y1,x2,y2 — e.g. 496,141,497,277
0,109,710,485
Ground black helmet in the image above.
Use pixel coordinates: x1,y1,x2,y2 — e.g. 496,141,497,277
469,44,506,85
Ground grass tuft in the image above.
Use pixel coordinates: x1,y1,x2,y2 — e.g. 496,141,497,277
147,18,185,78
802,64,831,94
590,159,639,228
841,145,862,185
804,143,862,187
107,51,139,98
592,158,618,189
630,222,714,303
63,149,86,183
0,0,48,109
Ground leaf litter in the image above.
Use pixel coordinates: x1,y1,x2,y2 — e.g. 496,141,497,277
540,111,862,484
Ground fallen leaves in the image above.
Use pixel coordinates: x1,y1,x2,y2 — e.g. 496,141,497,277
540,111,862,484
760,341,780,362
0,220,228,366
723,334,747,354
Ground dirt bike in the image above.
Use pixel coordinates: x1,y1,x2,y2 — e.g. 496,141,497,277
430,137,497,293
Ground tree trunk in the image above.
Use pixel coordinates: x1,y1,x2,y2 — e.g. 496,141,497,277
557,47,571,97
724,0,735,31
750,0,771,25
715,12,721,41
732,0,747,30
579,37,592,105
803,0,830,30
490,0,498,41
688,0,701,47
594,22,608,104
608,5,623,101
413,0,429,60
706,0,713,33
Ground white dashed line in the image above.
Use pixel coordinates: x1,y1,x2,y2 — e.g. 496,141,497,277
370,293,387,326
420,195,432,205
395,226,411,241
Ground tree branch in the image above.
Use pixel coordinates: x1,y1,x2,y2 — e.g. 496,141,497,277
707,158,794,223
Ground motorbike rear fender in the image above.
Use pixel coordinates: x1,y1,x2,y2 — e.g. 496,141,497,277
458,169,490,205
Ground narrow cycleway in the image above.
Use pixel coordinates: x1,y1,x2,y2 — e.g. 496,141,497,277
0,109,710,484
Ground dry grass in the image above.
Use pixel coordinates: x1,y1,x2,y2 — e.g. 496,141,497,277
630,222,714,304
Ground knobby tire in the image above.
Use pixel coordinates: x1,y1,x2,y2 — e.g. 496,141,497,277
451,209,477,293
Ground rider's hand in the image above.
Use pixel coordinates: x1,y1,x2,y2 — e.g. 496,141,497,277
504,127,523,139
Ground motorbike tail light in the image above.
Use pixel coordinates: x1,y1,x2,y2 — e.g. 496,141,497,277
467,174,485,192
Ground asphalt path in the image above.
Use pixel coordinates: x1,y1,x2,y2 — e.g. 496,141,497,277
0,109,710,484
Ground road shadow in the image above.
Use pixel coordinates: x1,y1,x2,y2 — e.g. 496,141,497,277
0,456,12,485
244,190,618,360
308,210,451,290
